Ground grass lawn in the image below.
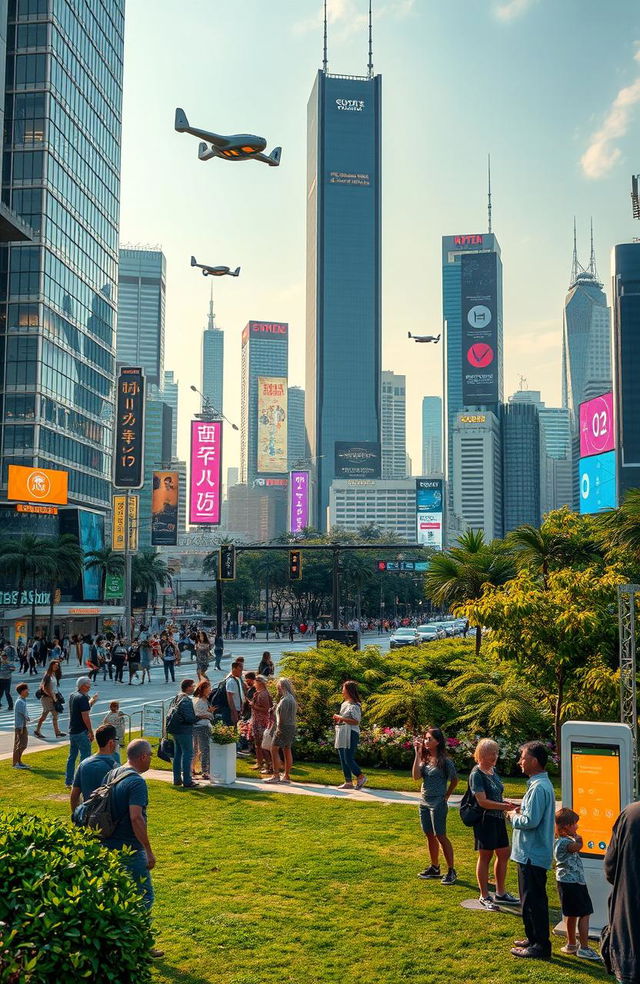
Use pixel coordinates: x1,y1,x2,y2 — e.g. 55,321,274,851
1,747,602,984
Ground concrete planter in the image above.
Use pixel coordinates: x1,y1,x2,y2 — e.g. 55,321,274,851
210,740,236,785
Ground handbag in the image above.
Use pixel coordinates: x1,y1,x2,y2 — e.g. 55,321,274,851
53,694,64,714
157,737,175,762
334,723,351,749
459,770,493,827
261,725,274,751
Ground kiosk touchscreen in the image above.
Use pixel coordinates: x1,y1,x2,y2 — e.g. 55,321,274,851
560,722,633,934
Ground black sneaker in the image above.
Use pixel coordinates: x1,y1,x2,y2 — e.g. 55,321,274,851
417,866,441,879
511,944,551,961
441,868,457,886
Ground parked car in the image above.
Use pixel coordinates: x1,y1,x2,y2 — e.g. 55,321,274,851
416,624,446,642
389,627,422,649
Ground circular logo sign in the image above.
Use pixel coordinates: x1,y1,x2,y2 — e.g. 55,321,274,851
467,304,492,328
26,470,51,499
467,343,494,368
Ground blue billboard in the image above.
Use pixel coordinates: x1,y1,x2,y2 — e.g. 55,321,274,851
579,451,617,514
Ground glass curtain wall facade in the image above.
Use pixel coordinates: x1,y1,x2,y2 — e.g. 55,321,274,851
422,395,442,475
239,321,288,485
162,369,178,459
117,248,165,387
501,402,540,532
381,370,406,479
0,0,124,517
306,70,382,529
287,384,306,466
202,298,223,417
612,242,640,500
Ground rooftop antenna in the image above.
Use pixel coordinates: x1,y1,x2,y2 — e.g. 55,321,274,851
367,0,374,79
487,154,492,233
207,282,216,331
588,217,599,281
322,0,328,74
570,216,581,285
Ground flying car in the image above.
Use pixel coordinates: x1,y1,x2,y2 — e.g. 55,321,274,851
191,256,240,278
408,332,441,344
175,108,282,167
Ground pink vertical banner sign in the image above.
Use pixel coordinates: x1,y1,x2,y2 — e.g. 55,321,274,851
189,420,222,525
289,470,309,533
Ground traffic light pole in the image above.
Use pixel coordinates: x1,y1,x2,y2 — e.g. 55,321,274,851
332,550,340,630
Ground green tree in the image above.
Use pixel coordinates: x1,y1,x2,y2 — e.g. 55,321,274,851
84,547,125,601
46,534,84,639
0,534,56,638
131,550,171,609
507,510,602,589
366,677,456,732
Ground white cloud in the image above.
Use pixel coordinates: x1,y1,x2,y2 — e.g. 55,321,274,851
581,48,640,180
494,0,538,22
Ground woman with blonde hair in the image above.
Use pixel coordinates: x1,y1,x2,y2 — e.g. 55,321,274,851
469,738,519,910
192,679,214,779
264,677,297,784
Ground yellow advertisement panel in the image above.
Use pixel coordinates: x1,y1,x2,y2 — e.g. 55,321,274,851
112,495,138,551
8,464,68,505
257,376,288,473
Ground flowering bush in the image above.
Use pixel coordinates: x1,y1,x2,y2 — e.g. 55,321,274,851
210,722,237,745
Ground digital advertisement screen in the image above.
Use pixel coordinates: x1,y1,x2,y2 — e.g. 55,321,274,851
257,376,288,474
571,742,621,858
416,478,443,550
579,450,617,513
190,420,222,525
579,392,615,458
461,252,499,406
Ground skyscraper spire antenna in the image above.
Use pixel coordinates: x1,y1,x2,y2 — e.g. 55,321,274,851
487,154,492,233
367,0,374,79
323,0,328,74
571,216,580,285
588,216,599,281
207,282,216,330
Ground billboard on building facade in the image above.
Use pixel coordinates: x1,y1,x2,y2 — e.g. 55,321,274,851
112,494,138,551
335,442,381,479
257,376,288,473
190,420,222,525
113,366,145,489
461,252,498,406
8,464,68,505
151,470,179,546
416,477,443,550
579,450,617,514
580,392,615,458
289,471,310,533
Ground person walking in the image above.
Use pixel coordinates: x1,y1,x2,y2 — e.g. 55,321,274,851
0,647,17,711
101,739,163,958
64,676,98,789
192,680,214,779
468,738,519,910
213,633,224,671
248,674,273,773
257,651,275,678
138,630,153,684
194,631,211,682
602,801,640,982
413,726,458,886
111,637,128,684
34,660,66,739
265,677,297,784
288,623,294,642
69,724,119,809
507,741,556,961
333,680,367,790
161,635,179,684
99,638,113,681
166,678,199,788
13,682,31,770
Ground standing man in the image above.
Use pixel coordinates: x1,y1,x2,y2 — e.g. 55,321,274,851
13,682,30,770
102,739,163,958
65,676,98,789
69,724,119,809
224,660,244,727
0,646,17,711
507,741,556,961
166,678,198,788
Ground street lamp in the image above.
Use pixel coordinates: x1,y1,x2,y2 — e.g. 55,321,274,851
189,384,238,430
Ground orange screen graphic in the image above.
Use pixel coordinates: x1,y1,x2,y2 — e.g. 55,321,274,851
571,744,620,858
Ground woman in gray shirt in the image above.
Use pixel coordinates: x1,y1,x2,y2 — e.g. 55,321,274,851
265,677,297,785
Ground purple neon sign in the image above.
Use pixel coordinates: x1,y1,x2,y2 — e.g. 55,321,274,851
289,471,309,533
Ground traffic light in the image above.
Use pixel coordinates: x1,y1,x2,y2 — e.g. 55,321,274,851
289,549,302,581
219,544,236,580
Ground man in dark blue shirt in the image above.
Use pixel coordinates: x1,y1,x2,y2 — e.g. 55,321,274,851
69,724,118,810
65,676,99,788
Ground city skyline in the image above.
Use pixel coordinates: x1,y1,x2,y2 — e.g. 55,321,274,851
119,0,639,480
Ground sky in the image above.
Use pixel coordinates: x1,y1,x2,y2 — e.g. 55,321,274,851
119,0,640,476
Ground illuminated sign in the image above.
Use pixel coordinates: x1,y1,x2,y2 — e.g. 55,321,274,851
151,471,179,546
8,465,68,506
459,415,487,424
580,392,615,458
16,503,58,515
190,420,222,525
454,234,483,247
579,450,617,514
112,495,138,551
257,376,288,473
335,442,381,479
1,589,51,607
416,477,443,550
347,480,376,487
335,98,365,111
289,471,310,534
249,321,288,337
113,367,145,489
571,743,621,858
461,252,499,406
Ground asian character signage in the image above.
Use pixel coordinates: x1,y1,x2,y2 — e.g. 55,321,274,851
151,471,179,546
461,252,499,406
289,471,309,533
113,367,145,489
257,376,288,474
112,494,138,551
190,420,222,525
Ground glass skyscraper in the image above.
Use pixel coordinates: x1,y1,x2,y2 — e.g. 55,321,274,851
0,0,124,524
287,385,306,467
201,294,223,417
306,68,382,529
501,402,540,533
162,369,178,459
612,242,640,500
562,260,611,423
117,248,165,388
422,395,442,476
381,370,406,479
240,320,288,485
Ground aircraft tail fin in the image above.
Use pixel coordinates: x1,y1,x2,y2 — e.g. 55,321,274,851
268,146,282,167
175,107,189,132
232,267,241,277
407,332,412,338
190,256,197,267
436,334,441,342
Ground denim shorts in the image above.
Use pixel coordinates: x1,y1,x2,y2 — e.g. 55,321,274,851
419,800,448,836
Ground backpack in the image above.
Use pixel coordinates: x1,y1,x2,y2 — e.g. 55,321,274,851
207,679,229,711
165,694,190,733
72,767,136,838
459,771,490,827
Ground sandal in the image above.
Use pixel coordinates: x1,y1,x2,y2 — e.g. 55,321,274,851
201,773,210,780
263,776,281,783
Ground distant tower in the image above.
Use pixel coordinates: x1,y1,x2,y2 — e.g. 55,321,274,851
287,386,307,466
117,249,166,387
201,287,224,418
422,396,443,475
162,370,179,459
381,371,406,479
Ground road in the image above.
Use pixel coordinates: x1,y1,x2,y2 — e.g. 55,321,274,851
0,634,391,758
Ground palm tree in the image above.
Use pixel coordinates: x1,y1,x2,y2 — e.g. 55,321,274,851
0,535,57,639
508,518,602,589
131,550,171,610
599,488,640,557
367,679,456,732
84,547,125,602
46,535,84,639
424,530,514,655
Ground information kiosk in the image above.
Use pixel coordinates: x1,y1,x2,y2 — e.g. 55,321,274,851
560,721,634,933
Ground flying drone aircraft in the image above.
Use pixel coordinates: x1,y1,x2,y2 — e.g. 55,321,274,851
175,108,282,167
408,332,441,343
191,256,240,278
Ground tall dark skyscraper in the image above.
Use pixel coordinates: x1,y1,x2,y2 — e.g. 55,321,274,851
612,241,640,500
0,0,124,528
287,385,306,466
501,402,541,533
305,47,382,529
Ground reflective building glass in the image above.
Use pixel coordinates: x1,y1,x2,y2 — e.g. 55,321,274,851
612,242,640,499
117,249,165,388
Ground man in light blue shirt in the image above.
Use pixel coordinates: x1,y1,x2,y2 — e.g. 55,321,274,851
507,741,555,961
13,683,30,769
